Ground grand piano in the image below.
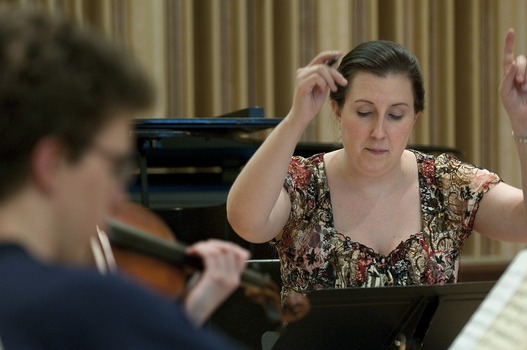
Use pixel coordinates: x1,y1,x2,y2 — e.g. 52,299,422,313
129,107,284,259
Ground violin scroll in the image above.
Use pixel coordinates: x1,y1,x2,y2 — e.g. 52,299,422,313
243,278,310,323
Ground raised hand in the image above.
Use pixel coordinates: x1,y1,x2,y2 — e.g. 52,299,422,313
500,28,527,131
290,51,348,126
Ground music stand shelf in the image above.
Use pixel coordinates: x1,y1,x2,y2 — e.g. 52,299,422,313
272,281,494,350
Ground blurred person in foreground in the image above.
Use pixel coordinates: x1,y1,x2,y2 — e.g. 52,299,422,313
0,6,248,349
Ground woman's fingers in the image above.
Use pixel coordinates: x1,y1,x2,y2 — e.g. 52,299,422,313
516,55,527,86
296,60,347,94
308,50,343,66
502,28,515,77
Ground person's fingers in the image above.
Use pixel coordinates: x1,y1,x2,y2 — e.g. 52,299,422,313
502,28,516,78
186,239,249,273
297,64,346,93
307,50,343,66
516,55,527,85
500,60,517,101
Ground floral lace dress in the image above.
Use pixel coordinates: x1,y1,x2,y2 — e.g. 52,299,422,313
272,150,501,301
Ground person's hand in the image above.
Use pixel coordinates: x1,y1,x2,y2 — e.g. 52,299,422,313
500,28,527,134
182,239,250,326
289,51,348,126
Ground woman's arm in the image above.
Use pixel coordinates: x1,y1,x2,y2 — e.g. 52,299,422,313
475,28,527,241
226,51,347,243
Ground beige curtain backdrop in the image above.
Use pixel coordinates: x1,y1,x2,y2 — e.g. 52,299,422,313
6,0,527,263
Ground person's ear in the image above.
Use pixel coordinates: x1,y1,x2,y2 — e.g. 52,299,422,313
31,137,67,193
330,100,341,122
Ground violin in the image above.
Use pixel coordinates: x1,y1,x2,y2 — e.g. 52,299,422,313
91,201,188,299
91,201,310,324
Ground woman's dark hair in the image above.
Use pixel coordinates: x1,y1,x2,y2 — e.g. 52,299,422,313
329,40,425,113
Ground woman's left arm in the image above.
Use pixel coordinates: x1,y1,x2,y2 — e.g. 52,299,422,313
476,28,527,241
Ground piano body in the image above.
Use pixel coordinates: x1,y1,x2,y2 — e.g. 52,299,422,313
130,107,285,259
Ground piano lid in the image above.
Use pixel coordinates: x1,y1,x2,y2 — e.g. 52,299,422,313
132,106,283,139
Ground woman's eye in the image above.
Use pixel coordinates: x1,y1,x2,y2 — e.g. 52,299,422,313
357,111,372,117
389,114,404,120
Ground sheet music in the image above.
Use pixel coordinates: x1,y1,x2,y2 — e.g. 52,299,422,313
449,249,527,349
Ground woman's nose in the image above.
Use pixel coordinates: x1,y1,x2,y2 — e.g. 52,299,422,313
370,116,386,139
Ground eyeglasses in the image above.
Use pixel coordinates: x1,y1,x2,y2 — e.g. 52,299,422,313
90,143,137,186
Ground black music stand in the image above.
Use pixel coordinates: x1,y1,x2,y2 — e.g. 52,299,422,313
271,281,494,350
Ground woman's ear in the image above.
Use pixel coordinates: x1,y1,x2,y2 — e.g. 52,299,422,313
330,100,341,121
31,137,66,193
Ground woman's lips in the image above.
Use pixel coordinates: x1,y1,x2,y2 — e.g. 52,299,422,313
366,148,387,155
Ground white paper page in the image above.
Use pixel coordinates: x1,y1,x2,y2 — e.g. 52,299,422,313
449,250,527,349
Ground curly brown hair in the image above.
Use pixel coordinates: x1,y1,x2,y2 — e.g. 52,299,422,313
0,6,154,200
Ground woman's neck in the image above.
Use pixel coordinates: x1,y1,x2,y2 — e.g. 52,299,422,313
327,149,415,199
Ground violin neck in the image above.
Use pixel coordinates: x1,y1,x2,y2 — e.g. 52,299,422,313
105,219,270,288
105,218,203,269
